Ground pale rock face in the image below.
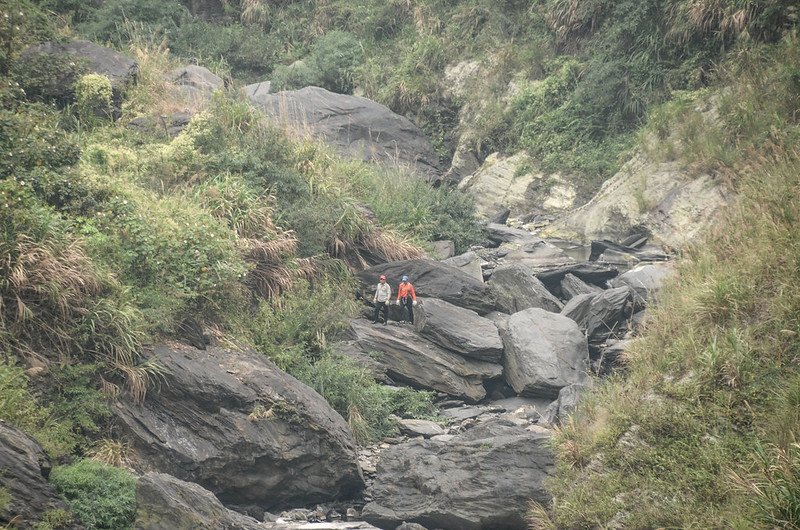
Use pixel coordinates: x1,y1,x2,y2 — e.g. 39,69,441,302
458,152,577,219
543,153,729,247
443,60,482,99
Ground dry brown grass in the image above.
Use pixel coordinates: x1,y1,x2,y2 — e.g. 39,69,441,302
1,235,102,359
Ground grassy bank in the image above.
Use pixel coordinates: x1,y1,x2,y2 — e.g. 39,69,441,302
539,34,800,529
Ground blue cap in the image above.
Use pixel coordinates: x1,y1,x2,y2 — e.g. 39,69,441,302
402,275,409,282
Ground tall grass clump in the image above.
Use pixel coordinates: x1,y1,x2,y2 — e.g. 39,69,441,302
545,35,800,529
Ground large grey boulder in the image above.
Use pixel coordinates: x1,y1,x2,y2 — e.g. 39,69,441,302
246,86,441,179
561,287,633,340
168,65,224,102
0,422,78,529
135,473,262,530
609,263,674,306
499,239,572,271
349,320,501,402
362,419,554,530
357,260,497,316
113,344,364,510
490,263,563,314
19,40,137,109
442,251,483,281
500,308,588,397
414,299,503,362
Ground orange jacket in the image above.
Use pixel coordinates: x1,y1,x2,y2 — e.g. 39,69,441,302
397,282,416,302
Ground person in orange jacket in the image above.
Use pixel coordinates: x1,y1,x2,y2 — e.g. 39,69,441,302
395,275,417,324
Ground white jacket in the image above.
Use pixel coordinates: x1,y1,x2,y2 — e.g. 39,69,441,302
374,283,392,303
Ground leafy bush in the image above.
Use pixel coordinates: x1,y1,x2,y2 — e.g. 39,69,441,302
0,86,81,178
308,30,363,93
0,0,58,75
50,459,136,530
75,73,113,122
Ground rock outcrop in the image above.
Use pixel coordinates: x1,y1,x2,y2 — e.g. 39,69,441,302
362,419,554,530
19,40,137,110
349,320,502,402
500,308,589,397
246,86,441,178
490,263,564,314
414,299,503,362
357,260,497,316
542,152,729,248
135,472,263,530
457,152,576,218
535,262,619,294
113,343,364,510
0,422,78,529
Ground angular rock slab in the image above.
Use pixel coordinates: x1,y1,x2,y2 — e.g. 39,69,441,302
490,263,563,314
540,383,592,427
358,260,497,316
247,86,441,179
535,262,619,292
609,262,674,306
442,251,483,282
500,308,588,398
350,320,501,403
362,419,554,530
136,472,262,530
396,419,445,438
561,286,633,340
113,344,364,510
0,423,77,529
414,298,503,362
560,273,603,301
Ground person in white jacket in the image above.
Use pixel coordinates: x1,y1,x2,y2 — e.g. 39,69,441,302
372,275,392,325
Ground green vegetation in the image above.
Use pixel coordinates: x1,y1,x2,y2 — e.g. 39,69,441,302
50,459,137,530
539,33,800,529
2,0,466,479
2,0,799,528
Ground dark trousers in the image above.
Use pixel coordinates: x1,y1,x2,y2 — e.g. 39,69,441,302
400,297,414,323
373,301,389,324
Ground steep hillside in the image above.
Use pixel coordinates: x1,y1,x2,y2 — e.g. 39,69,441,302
1,0,799,528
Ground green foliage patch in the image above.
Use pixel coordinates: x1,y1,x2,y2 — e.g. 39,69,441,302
50,459,137,530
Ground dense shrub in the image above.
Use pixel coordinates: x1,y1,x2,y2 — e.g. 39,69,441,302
50,459,137,530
